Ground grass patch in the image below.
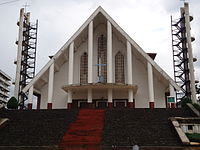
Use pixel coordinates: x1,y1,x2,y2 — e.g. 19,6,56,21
193,103,200,112
186,133,200,142
181,97,200,112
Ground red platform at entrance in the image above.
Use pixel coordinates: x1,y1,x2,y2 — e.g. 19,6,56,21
59,109,105,149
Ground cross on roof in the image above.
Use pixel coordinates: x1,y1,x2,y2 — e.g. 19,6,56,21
23,2,30,12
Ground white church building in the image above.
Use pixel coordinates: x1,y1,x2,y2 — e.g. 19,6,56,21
23,7,180,109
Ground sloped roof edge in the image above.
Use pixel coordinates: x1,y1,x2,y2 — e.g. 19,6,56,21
98,8,179,90
23,6,102,93
23,6,180,93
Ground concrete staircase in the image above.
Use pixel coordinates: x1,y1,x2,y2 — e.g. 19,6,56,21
0,107,196,149
103,108,196,146
0,109,78,146
59,109,105,149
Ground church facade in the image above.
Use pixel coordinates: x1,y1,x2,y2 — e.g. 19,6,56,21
23,7,180,109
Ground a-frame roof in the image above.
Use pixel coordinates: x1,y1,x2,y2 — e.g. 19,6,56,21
23,6,180,93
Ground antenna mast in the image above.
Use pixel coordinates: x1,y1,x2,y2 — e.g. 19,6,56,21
171,2,197,102
14,8,38,109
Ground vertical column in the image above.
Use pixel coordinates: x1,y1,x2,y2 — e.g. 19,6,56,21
67,42,74,109
107,21,113,108
28,86,33,110
68,42,74,85
14,8,24,100
108,89,113,108
88,21,93,83
67,90,72,109
107,21,113,83
88,88,93,108
147,62,155,108
47,63,54,109
180,8,191,99
127,41,133,84
127,41,134,108
184,3,197,103
169,84,176,108
128,89,134,108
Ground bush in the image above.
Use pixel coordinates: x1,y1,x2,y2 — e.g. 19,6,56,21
193,103,200,112
7,97,18,109
181,97,192,108
186,133,200,142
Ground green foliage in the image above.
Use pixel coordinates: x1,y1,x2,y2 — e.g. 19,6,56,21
181,97,200,112
186,133,200,142
193,103,200,112
7,97,18,109
181,97,192,108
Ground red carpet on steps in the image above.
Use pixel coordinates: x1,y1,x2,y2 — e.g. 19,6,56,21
59,109,105,149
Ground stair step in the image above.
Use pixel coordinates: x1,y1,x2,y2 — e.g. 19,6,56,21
59,109,105,149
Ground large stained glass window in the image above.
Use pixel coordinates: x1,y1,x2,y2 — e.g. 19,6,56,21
80,52,88,84
97,34,107,83
115,52,125,83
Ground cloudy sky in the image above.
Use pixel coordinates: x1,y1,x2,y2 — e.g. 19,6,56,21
0,0,200,95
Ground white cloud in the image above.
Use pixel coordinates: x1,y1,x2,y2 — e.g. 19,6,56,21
0,0,199,95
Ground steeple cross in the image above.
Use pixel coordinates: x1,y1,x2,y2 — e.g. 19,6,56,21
23,2,30,12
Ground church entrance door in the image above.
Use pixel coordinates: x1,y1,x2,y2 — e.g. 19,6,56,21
79,101,88,108
114,99,128,108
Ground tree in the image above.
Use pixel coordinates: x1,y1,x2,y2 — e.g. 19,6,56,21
7,97,18,109
181,97,192,108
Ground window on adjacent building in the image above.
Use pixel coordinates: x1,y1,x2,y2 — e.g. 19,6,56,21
115,52,125,83
80,52,88,84
188,125,193,130
97,34,107,83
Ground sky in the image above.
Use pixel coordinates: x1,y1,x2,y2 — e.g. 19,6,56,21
0,0,200,96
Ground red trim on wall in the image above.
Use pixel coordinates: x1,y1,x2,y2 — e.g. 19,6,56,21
171,103,176,108
108,102,113,108
167,103,170,108
28,103,32,110
67,103,72,109
47,103,52,109
128,102,135,108
149,102,154,109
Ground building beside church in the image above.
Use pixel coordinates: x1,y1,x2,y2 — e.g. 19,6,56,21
21,6,180,109
0,69,11,106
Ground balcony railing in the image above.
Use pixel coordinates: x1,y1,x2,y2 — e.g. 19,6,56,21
0,76,11,86
0,90,9,98
0,84,10,92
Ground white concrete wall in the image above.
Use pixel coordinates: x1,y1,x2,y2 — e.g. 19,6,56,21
40,61,69,109
40,84,48,109
91,90,107,99
113,89,128,99
39,22,169,109
132,51,149,108
132,47,167,108
73,91,88,99
153,71,167,108
52,62,68,109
